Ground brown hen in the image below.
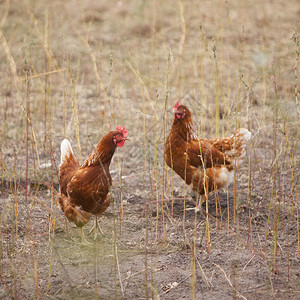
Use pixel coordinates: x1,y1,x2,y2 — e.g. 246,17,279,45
57,126,128,240
164,101,251,208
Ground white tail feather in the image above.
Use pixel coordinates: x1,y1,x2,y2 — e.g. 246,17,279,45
223,128,252,168
233,128,252,142
60,139,74,164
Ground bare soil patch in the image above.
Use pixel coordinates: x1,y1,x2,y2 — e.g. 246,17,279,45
0,0,299,299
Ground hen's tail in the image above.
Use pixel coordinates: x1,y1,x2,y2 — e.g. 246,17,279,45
227,128,251,161
209,128,251,166
60,139,75,165
60,139,79,171
59,139,80,195
57,193,91,228
225,128,251,159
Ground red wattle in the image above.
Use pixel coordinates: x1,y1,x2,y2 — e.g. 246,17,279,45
117,140,125,147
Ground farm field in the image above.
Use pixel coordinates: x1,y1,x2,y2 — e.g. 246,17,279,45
0,0,299,299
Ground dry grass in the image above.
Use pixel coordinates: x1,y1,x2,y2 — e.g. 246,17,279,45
0,0,299,299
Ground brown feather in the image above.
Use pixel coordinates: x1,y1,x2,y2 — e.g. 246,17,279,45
58,130,126,229
165,104,250,196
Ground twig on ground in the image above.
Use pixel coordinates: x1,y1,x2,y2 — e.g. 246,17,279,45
213,263,247,300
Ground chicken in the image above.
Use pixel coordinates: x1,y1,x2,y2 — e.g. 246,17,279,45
57,126,128,240
164,101,251,209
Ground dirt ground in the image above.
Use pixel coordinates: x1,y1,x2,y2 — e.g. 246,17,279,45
0,0,299,299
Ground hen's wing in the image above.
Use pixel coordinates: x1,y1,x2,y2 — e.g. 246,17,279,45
187,139,232,169
66,165,112,215
59,139,80,195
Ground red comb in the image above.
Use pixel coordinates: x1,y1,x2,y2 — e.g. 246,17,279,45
116,126,128,138
174,100,180,109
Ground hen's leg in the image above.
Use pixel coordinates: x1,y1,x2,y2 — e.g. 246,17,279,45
89,216,104,240
186,193,206,214
196,194,206,215
89,194,110,239
200,194,210,216
80,227,90,244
